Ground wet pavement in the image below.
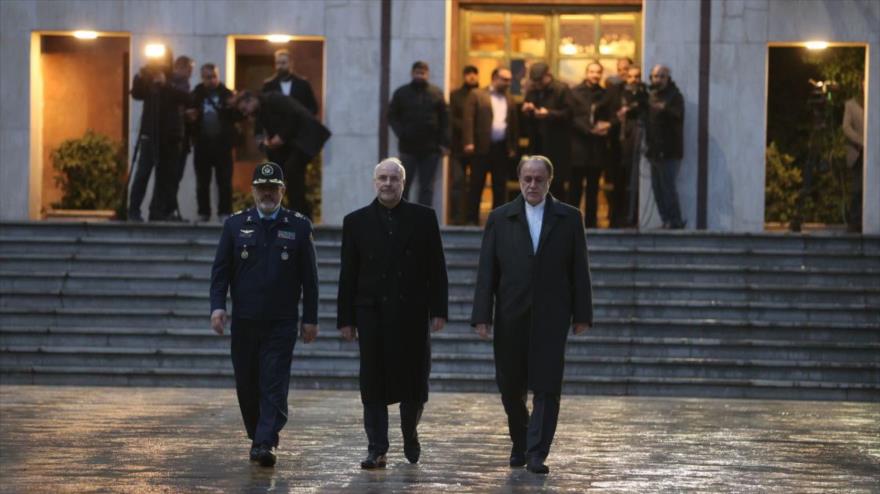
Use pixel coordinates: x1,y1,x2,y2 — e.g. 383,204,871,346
0,386,877,493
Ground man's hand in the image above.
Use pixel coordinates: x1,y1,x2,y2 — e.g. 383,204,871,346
266,135,284,149
185,108,199,122
463,144,475,155
430,317,446,332
210,309,228,335
300,323,318,343
651,101,666,111
617,107,628,120
522,102,536,114
475,323,492,340
534,106,549,119
573,323,591,335
340,326,357,342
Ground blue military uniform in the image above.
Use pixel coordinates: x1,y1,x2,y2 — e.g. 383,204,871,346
209,162,318,455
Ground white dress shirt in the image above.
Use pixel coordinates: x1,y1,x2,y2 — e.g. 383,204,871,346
280,79,292,96
489,89,508,143
525,199,545,253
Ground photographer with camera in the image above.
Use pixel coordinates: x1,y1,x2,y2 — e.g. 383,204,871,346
127,50,192,222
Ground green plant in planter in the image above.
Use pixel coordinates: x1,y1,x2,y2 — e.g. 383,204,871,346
765,141,801,223
52,130,126,210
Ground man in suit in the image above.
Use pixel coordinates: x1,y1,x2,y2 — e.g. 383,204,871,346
210,162,319,468
570,61,612,228
337,158,449,469
472,155,593,474
522,63,575,201
262,48,318,115
449,65,481,225
462,67,519,225
235,90,331,220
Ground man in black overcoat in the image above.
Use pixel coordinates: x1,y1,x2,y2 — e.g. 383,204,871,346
472,155,593,474
235,90,331,220
337,158,449,469
521,63,575,201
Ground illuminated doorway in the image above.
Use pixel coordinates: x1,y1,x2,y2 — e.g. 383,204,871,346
226,35,324,222
765,44,867,232
452,4,641,226
32,32,130,219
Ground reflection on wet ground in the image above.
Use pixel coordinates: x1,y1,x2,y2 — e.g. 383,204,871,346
0,386,877,493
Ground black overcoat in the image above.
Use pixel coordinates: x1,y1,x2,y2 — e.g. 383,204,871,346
337,199,448,404
471,194,593,394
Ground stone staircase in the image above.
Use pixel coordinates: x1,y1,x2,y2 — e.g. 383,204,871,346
0,221,877,401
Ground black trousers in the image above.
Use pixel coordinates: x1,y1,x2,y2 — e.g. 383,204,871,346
467,141,510,225
606,163,630,228
268,146,312,219
129,134,182,220
400,152,441,207
363,401,424,455
848,154,863,230
230,318,297,448
194,139,234,217
569,167,603,228
494,313,561,461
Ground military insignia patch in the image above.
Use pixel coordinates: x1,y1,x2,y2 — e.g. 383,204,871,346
239,229,254,238
278,230,296,240
262,164,274,176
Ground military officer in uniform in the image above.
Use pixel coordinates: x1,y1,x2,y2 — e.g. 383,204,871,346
209,161,319,467
337,158,448,469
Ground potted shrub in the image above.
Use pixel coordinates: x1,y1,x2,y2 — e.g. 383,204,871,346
48,130,126,220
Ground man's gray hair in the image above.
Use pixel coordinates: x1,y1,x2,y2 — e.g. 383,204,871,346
516,155,554,178
374,157,406,180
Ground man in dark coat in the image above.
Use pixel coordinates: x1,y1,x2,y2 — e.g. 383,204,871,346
210,162,319,468
570,62,612,228
522,63,575,201
645,64,685,229
262,48,319,115
128,56,191,222
472,155,593,475
449,65,480,224
186,63,239,222
235,91,331,220
462,67,519,224
388,61,450,207
617,67,648,227
337,158,449,469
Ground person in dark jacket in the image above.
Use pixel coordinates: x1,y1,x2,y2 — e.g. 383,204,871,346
462,67,519,224
186,63,239,222
570,62,612,227
472,155,593,475
128,53,191,222
645,64,685,229
522,63,575,201
388,61,450,207
617,67,648,227
337,158,448,469
262,48,319,115
235,91,331,219
210,161,319,468
165,55,194,222
449,65,480,224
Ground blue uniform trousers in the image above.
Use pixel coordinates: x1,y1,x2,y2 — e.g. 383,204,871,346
230,317,297,448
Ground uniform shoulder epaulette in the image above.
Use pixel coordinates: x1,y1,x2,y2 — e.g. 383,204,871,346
232,209,245,216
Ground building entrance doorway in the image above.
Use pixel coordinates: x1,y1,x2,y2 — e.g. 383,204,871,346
765,45,867,233
227,36,324,221
32,32,130,219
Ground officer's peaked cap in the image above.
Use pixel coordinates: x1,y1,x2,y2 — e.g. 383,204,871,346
252,161,285,186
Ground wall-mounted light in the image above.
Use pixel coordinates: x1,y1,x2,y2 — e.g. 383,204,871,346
72,30,98,40
266,34,292,43
805,41,829,50
145,43,167,59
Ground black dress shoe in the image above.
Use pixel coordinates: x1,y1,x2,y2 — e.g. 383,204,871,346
360,452,387,469
527,459,549,474
403,440,421,464
249,445,259,462
256,445,277,467
509,451,526,468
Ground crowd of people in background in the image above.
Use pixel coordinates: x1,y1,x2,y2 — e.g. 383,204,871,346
127,48,684,229
127,49,329,223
